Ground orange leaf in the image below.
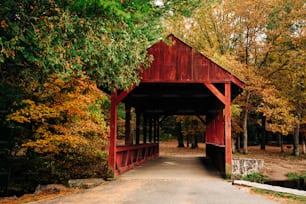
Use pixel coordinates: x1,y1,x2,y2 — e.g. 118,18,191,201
1,20,8,28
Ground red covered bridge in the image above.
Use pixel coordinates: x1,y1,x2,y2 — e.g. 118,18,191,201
108,34,244,177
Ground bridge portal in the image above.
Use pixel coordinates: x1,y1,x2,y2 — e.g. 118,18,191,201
108,34,244,176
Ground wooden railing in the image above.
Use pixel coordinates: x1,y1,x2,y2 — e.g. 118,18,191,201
115,143,159,175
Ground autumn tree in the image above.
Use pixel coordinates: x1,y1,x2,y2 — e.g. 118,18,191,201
183,116,205,148
166,0,305,154
7,76,108,154
3,76,110,186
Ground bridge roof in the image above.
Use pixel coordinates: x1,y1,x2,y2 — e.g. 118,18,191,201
120,34,244,115
142,34,244,87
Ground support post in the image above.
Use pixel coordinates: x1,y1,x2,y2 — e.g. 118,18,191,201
143,115,147,144
153,117,157,143
149,117,153,143
108,91,118,175
125,104,132,145
225,83,232,177
136,109,140,145
156,117,160,144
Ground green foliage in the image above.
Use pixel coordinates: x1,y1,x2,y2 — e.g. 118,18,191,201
241,173,269,183
0,0,202,196
287,172,306,180
0,0,157,91
177,116,205,137
43,151,110,182
0,150,109,196
0,0,200,91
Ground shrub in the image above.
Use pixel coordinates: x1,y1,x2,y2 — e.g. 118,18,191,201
241,173,269,183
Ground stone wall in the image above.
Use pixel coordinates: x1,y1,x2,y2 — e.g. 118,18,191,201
232,158,264,177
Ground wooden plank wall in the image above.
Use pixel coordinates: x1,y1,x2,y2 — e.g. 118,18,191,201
206,111,225,146
142,35,231,83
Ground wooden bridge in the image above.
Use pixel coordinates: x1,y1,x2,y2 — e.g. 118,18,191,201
108,34,244,176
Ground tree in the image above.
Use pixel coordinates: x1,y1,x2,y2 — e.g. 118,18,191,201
174,116,206,149
0,0,202,90
0,0,159,91
6,76,109,154
256,0,306,155
175,120,185,148
0,1,203,193
165,0,305,154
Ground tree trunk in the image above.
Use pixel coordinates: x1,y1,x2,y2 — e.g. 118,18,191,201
279,134,284,153
176,122,184,148
186,134,190,147
261,115,266,150
243,109,248,154
302,135,305,154
243,93,250,154
232,137,236,153
191,134,198,149
237,135,241,153
293,115,300,156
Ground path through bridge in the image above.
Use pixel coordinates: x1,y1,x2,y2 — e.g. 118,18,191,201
33,156,277,204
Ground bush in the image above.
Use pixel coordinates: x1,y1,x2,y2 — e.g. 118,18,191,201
287,172,306,180
241,173,269,183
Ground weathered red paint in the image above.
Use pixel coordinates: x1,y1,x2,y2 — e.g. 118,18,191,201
142,35,241,85
204,83,226,104
108,91,117,173
225,83,232,175
107,34,244,177
206,110,224,146
115,144,158,175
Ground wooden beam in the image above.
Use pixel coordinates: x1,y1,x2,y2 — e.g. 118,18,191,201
230,75,244,89
204,83,226,104
149,117,153,143
224,82,232,176
159,115,168,124
196,115,205,125
157,119,160,144
143,115,147,144
114,86,136,105
136,109,140,145
108,91,118,175
125,104,132,145
154,117,157,143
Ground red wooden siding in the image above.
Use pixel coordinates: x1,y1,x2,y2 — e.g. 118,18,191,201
142,35,233,83
206,111,225,146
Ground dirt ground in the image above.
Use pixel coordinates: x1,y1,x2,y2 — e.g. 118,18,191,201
159,140,306,181
1,139,305,204
233,144,306,181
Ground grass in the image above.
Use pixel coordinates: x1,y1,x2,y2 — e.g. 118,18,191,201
240,172,269,183
287,172,306,180
251,188,306,204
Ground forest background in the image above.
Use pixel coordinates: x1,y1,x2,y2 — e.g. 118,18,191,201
0,0,305,197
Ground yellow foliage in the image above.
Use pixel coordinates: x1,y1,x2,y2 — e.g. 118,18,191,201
22,133,88,154
6,75,109,155
257,87,298,135
7,99,61,123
